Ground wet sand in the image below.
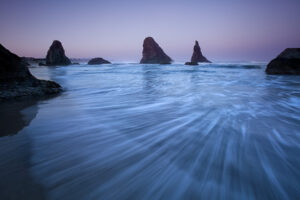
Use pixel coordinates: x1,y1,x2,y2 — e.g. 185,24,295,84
0,100,45,200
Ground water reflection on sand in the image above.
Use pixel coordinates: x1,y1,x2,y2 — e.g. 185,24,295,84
1,63,300,200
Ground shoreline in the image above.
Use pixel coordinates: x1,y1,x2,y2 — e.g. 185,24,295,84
0,101,45,200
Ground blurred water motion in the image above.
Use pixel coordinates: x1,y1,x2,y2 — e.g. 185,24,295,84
0,63,300,200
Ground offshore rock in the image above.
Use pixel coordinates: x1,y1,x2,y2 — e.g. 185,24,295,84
190,41,211,63
185,62,198,66
140,37,172,64
88,57,111,65
46,40,71,66
266,48,300,75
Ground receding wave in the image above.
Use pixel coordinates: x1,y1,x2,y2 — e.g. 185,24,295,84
1,63,299,200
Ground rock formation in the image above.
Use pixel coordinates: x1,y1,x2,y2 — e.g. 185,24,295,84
88,57,111,65
46,40,71,66
140,37,172,64
0,44,62,100
185,62,198,66
185,41,211,65
265,48,300,75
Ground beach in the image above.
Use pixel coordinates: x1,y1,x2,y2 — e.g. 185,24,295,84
0,63,299,199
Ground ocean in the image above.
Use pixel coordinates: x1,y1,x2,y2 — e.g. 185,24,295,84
0,63,299,199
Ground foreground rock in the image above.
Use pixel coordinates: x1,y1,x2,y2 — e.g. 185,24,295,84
140,37,172,64
0,44,62,100
46,40,71,66
185,41,211,65
88,57,111,65
266,48,300,75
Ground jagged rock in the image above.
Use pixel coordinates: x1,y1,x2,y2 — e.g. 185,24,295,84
185,62,198,66
266,48,300,75
46,40,71,66
140,37,172,64
0,44,62,100
190,41,211,63
88,57,111,65
0,44,33,82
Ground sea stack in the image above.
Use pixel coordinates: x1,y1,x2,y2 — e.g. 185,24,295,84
265,48,300,75
0,44,62,100
185,41,211,65
88,57,111,65
46,40,71,66
140,37,172,64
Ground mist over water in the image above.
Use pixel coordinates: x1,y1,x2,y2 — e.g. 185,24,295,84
1,63,300,199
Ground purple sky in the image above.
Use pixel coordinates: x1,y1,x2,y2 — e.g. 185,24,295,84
1,0,300,62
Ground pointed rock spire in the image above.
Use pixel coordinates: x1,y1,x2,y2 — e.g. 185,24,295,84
46,40,71,66
140,37,172,64
186,41,211,65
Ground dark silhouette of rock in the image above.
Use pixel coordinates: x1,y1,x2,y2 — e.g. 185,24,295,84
0,43,62,100
266,48,300,75
88,57,111,65
185,62,198,66
190,41,211,63
0,45,32,82
46,40,71,66
140,37,172,64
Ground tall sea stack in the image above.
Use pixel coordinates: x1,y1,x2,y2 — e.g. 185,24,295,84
0,43,62,100
186,41,211,65
140,37,172,64
265,48,300,75
46,40,71,66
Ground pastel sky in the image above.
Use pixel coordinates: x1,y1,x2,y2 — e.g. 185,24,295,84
1,0,300,62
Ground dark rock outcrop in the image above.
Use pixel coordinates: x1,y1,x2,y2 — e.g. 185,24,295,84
0,44,62,100
88,57,111,65
185,62,198,66
266,48,300,75
46,40,71,66
189,41,211,64
140,37,172,64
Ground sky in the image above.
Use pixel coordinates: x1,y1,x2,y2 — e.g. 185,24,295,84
1,0,300,62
